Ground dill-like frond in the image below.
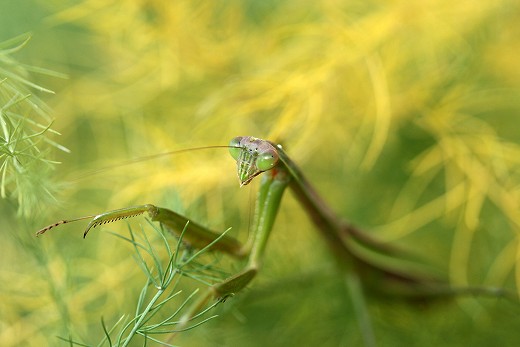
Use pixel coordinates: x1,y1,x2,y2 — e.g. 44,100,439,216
0,34,68,217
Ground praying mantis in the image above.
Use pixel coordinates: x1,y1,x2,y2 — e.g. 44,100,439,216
36,135,513,339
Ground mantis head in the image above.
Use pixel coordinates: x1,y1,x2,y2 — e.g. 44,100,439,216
229,136,280,186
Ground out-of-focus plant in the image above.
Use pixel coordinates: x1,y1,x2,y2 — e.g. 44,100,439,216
0,34,67,217
51,0,520,300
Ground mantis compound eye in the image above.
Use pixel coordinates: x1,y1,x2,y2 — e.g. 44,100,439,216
228,136,244,160
256,149,279,171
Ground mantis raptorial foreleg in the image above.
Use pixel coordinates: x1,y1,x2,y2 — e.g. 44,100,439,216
37,204,246,258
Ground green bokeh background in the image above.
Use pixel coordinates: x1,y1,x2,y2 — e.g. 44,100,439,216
1,0,520,346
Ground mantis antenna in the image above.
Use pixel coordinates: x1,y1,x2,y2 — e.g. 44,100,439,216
36,143,245,237
73,145,233,181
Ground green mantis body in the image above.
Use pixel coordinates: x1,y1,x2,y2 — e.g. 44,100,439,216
36,136,509,337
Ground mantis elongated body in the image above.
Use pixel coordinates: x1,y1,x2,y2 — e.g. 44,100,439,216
36,136,510,335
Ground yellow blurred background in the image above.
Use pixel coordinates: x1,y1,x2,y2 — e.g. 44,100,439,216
1,0,520,346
